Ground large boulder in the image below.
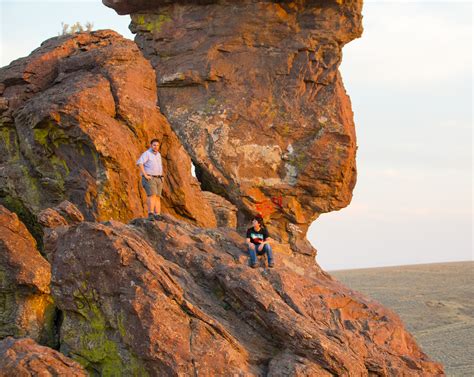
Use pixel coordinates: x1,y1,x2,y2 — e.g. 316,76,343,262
0,30,216,228
47,214,444,375
0,337,87,376
0,205,56,347
105,0,362,252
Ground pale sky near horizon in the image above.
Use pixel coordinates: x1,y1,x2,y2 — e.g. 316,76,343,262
1,1,472,270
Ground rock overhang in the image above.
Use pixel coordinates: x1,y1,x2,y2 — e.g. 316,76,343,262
114,0,363,251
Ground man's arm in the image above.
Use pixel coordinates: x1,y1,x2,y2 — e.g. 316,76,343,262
159,152,164,176
246,238,254,249
138,163,151,180
262,237,271,245
262,228,271,245
258,230,271,250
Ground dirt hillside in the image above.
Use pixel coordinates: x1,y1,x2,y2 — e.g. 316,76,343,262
332,261,474,376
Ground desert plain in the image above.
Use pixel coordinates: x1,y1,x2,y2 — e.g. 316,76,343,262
332,261,474,376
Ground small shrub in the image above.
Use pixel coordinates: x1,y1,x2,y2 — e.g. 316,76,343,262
60,21,94,35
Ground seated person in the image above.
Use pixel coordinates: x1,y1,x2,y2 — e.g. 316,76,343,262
246,216,274,268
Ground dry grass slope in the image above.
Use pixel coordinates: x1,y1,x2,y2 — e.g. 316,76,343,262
332,261,474,377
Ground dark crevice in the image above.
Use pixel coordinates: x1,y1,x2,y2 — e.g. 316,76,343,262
192,160,254,229
51,308,64,350
193,162,226,197
37,304,62,351
189,319,198,377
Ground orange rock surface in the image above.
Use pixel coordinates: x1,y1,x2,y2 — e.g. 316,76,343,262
43,208,443,375
0,337,87,376
0,30,216,227
0,206,56,346
121,0,363,252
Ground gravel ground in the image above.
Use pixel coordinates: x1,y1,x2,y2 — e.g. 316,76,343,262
332,261,474,377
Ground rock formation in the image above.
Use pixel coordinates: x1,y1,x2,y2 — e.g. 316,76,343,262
0,30,216,230
0,337,87,376
104,0,362,253
42,206,442,375
0,0,446,375
0,205,56,347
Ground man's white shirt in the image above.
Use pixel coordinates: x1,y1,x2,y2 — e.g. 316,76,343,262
136,149,163,176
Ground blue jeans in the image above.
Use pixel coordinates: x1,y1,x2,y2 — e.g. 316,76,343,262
248,244,273,265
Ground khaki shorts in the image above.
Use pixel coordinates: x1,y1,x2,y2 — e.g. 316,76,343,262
141,176,163,197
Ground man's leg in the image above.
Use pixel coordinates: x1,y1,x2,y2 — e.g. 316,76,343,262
248,244,258,267
142,177,154,217
146,195,153,214
154,177,163,216
150,195,157,213
154,196,161,215
263,244,274,267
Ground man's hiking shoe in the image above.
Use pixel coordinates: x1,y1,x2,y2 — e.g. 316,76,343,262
153,213,163,221
268,262,275,268
250,263,258,269
147,213,155,221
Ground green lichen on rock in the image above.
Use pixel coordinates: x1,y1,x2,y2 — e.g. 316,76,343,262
0,290,57,348
32,121,69,150
28,121,72,197
116,312,127,339
0,291,17,339
0,127,10,150
60,283,148,376
32,127,50,148
0,125,22,166
132,13,172,33
287,151,308,172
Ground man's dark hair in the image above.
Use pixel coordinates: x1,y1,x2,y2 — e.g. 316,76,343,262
253,215,265,228
150,138,160,145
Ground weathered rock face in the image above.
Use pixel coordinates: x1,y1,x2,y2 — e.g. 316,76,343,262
0,205,56,347
0,30,216,228
0,3,445,375
104,0,362,249
0,337,87,376
202,191,237,228
46,213,443,375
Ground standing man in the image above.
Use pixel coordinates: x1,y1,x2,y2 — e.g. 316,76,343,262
137,139,164,221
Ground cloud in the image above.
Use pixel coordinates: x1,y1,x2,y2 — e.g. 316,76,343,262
341,2,472,87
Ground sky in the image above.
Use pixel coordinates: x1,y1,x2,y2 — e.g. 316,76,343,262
1,1,472,270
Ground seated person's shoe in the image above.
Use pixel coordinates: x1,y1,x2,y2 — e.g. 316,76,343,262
250,263,258,268
268,262,275,268
147,213,155,221
153,213,163,220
